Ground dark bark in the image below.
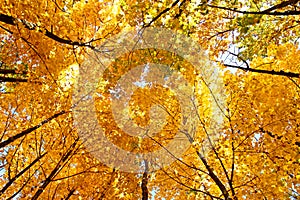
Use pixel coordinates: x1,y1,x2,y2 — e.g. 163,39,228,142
0,13,95,48
6,170,37,200
0,153,47,194
0,77,28,83
205,3,300,15
32,138,79,200
0,111,66,148
196,152,231,199
225,64,300,78
144,0,187,27
263,0,299,12
0,69,27,75
64,188,76,200
141,160,149,200
260,127,300,147
183,128,231,199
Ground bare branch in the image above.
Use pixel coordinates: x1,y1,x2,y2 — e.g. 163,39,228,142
0,111,67,148
0,13,97,48
224,64,300,78
144,0,186,27
205,3,300,15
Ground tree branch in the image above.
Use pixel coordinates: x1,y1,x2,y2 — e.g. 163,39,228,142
260,127,300,147
0,152,47,194
224,64,300,78
205,3,300,15
64,188,76,200
0,77,28,82
32,138,79,200
181,126,230,199
0,13,96,48
141,160,149,200
144,0,185,27
264,0,299,12
0,69,27,75
0,111,67,148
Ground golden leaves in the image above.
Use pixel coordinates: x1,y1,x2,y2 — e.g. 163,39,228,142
1,0,300,199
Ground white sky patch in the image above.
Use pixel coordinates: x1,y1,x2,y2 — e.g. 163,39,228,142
133,63,151,88
219,44,248,74
252,132,262,146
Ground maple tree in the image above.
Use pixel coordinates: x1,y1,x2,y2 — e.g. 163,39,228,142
1,0,300,199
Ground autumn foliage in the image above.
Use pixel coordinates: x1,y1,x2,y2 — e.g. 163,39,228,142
0,0,300,199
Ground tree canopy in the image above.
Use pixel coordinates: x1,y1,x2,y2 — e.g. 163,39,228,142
0,0,300,199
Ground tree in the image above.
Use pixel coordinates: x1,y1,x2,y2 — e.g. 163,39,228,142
0,0,299,199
